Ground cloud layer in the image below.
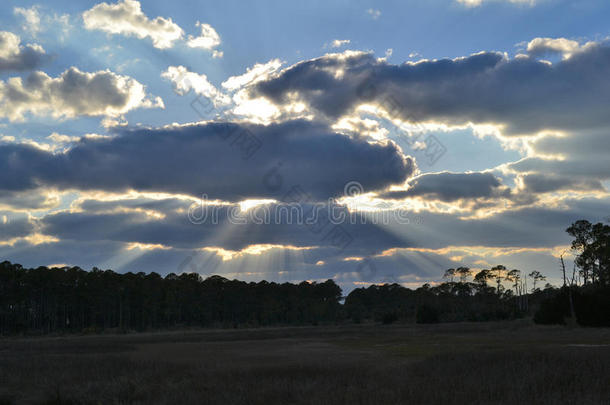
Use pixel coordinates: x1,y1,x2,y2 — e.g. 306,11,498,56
0,120,414,200
252,44,610,135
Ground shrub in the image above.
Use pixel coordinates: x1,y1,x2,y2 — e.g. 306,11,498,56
416,304,439,324
382,312,398,324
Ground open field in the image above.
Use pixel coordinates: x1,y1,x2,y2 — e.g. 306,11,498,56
1,321,610,404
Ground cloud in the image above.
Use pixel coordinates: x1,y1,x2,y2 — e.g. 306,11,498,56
3,190,607,288
0,189,60,211
518,174,603,194
251,43,610,136
13,6,41,36
187,21,222,57
379,172,511,202
457,0,537,7
526,37,595,59
0,67,163,121
0,31,48,72
366,9,381,19
506,130,610,194
0,213,35,242
329,39,350,48
162,65,230,106
16,194,606,282
38,199,406,254
35,191,609,255
83,0,184,49
14,6,72,42
0,120,414,201
221,59,283,91
510,157,610,181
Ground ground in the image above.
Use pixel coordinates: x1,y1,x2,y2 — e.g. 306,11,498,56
1,321,609,404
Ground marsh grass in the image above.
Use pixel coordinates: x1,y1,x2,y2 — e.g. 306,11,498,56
1,322,609,404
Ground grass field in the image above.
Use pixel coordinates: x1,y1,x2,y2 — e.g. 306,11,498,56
1,321,609,404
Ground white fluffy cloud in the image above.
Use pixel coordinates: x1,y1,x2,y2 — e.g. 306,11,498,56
526,37,596,59
83,0,184,49
0,31,47,72
330,39,350,48
187,21,222,57
13,6,41,36
162,66,230,106
0,67,163,121
221,59,283,91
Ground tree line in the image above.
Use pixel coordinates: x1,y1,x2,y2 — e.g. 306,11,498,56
0,219,608,335
0,264,341,335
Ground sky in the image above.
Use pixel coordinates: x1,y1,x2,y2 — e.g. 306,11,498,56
1,0,610,291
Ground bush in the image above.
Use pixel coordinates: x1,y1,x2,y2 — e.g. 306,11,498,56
534,286,610,327
381,312,398,324
533,293,568,325
416,304,439,324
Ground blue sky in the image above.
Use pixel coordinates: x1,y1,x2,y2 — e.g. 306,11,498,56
1,0,610,290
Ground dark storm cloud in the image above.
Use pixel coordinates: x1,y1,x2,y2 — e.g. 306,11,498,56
252,44,610,135
0,120,414,201
378,171,510,202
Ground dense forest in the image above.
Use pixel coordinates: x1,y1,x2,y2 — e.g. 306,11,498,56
0,219,608,335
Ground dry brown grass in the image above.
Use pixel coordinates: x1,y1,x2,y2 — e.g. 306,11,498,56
1,321,609,404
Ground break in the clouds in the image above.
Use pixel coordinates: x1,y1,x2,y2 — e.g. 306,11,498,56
0,120,414,201
0,67,162,121
251,42,610,135
0,31,48,72
83,0,184,49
